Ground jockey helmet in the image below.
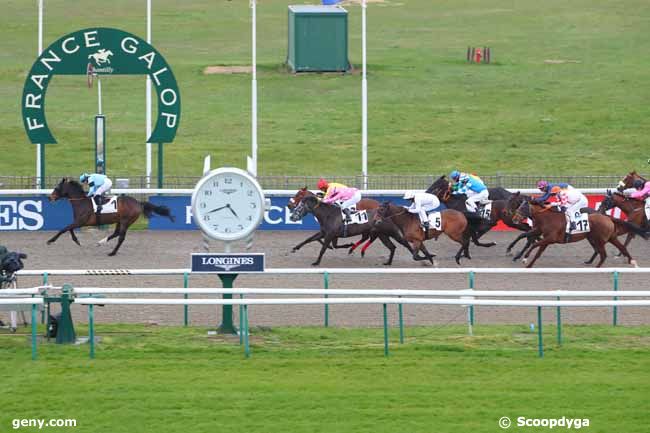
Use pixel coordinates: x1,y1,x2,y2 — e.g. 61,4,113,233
403,191,416,200
80,173,90,183
536,180,549,191
633,179,645,190
449,170,460,181
550,185,562,194
317,178,329,191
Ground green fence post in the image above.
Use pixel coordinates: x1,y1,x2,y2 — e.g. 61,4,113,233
56,284,76,344
41,272,48,324
217,274,238,335
383,304,389,357
89,304,95,359
612,271,619,326
556,296,562,346
31,303,37,361
243,305,250,358
239,295,244,346
537,306,544,358
183,272,189,326
398,297,404,344
323,271,329,328
468,270,475,333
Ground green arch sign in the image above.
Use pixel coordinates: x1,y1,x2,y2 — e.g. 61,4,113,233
22,27,181,144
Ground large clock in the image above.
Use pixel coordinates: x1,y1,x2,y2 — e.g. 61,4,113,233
191,167,265,241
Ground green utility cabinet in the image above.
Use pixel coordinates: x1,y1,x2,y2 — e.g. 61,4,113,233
287,5,350,72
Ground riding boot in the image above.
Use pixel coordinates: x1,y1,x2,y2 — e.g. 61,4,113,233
564,231,572,243
342,208,352,224
94,196,103,226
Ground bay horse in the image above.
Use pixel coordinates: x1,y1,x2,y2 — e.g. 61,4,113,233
512,198,647,268
289,195,415,266
617,171,647,192
373,202,470,265
48,178,175,256
287,187,379,254
598,190,648,255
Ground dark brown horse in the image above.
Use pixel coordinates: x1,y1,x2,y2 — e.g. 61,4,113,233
48,178,174,255
513,198,646,268
373,202,470,265
289,195,414,266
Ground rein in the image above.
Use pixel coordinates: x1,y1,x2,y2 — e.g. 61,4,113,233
378,207,407,222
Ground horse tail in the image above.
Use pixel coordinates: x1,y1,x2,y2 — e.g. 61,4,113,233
610,217,650,240
142,202,175,222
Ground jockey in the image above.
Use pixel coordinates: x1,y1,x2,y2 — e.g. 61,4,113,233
317,178,348,199
80,172,112,221
321,183,362,223
628,178,650,223
535,180,569,203
404,191,440,231
549,184,588,234
449,170,489,214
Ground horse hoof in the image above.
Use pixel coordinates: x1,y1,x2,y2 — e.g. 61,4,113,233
46,240,53,245
382,261,392,266
361,252,366,258
631,259,639,268
505,250,512,256
108,252,116,257
311,262,320,266
291,248,298,254
522,258,528,265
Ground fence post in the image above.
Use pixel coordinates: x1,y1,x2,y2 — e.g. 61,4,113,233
612,271,619,326
31,302,37,361
537,306,544,358
556,296,562,346
89,304,95,359
243,305,250,358
468,271,475,330
183,272,189,326
398,297,404,344
323,271,329,328
41,272,48,324
383,303,389,357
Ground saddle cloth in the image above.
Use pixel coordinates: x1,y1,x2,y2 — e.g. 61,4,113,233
645,197,650,221
568,212,590,234
478,201,492,219
92,196,118,214
341,207,369,225
426,211,443,231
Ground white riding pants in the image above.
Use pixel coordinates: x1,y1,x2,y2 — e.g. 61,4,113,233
465,189,489,212
94,178,113,196
340,191,362,210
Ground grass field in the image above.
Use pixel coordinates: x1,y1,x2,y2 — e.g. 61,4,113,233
2,0,650,178
1,324,649,432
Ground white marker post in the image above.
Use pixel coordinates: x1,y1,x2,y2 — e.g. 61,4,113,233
36,0,44,188
145,0,153,188
361,0,368,190
251,0,258,178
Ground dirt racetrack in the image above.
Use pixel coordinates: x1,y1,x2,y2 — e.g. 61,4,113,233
2,229,649,328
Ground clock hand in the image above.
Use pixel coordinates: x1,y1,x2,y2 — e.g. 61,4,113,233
227,204,240,219
206,205,228,214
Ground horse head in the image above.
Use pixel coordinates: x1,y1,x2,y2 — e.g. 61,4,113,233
512,198,530,224
618,171,646,192
427,175,451,201
49,177,85,201
372,201,391,226
289,195,318,222
287,187,311,210
49,177,67,202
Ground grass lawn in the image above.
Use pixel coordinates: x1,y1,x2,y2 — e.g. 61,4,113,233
1,0,650,178
1,324,649,432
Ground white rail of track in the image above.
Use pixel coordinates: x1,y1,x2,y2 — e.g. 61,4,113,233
70,287,650,297
16,267,650,276
0,298,43,305
0,188,614,196
73,297,650,307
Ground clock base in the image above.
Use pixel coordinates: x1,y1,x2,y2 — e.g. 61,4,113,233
216,274,238,335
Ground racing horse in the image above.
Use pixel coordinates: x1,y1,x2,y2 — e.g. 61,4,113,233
512,197,647,268
289,195,415,266
597,190,648,257
373,201,470,265
287,187,380,255
47,178,175,256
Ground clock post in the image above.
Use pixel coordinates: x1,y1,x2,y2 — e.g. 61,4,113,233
191,167,267,336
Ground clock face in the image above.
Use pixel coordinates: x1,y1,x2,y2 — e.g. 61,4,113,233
191,168,265,241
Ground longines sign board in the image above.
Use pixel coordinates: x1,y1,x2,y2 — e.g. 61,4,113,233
22,27,181,144
191,254,265,273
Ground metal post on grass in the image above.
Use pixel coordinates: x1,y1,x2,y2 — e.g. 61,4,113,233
243,305,250,358
556,296,562,346
398,297,404,344
89,304,95,359
612,271,619,326
239,294,244,346
183,272,189,326
383,304,389,357
323,271,329,328
31,302,37,360
537,306,544,358
41,272,48,324
468,271,475,334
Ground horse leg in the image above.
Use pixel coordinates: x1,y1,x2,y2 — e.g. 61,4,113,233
292,231,325,253
47,222,85,245
608,237,638,267
108,219,133,256
331,238,354,249
348,237,366,255
470,226,497,247
616,233,634,257
506,231,531,255
584,237,599,265
312,234,335,266
375,234,397,265
360,236,376,258
69,229,81,246
593,241,608,268
523,238,554,268
419,243,435,264
98,223,121,245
